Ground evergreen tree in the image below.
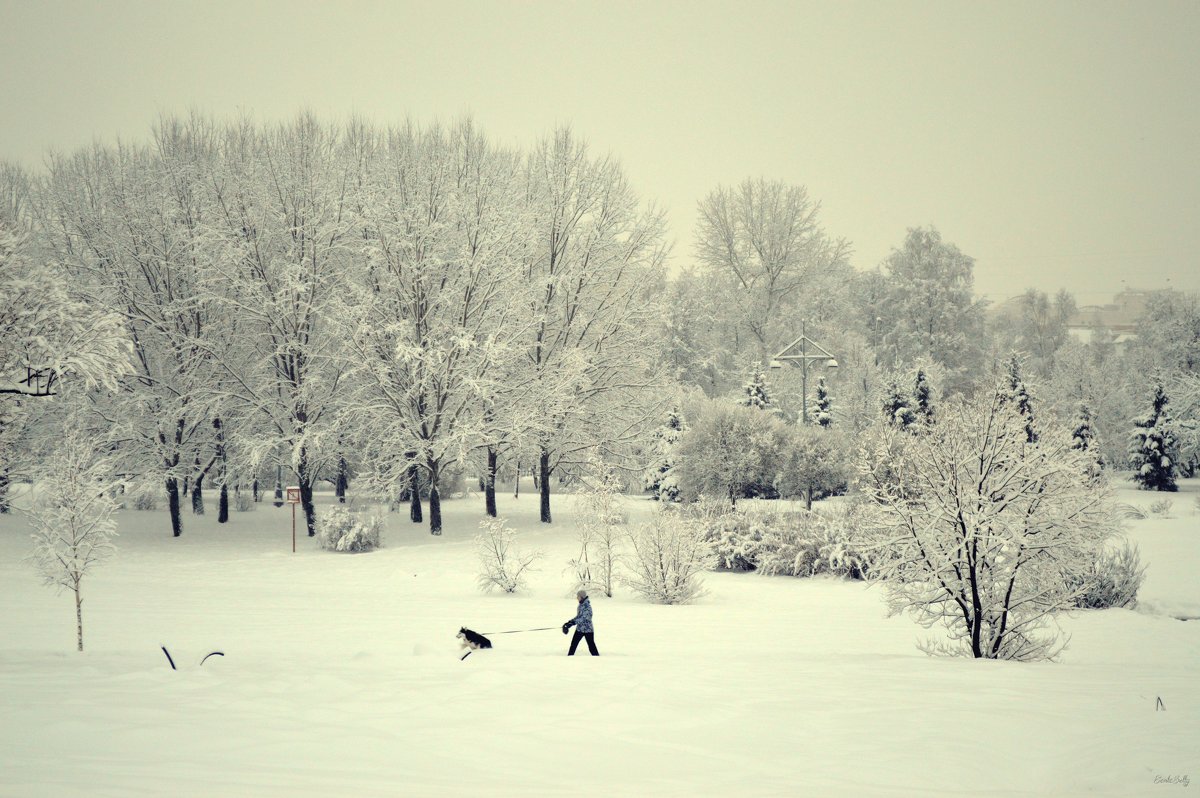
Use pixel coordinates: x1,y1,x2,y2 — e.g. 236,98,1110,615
1128,384,1179,492
1001,355,1037,443
882,382,916,430
1071,401,1104,478
914,369,935,426
740,361,772,410
813,377,833,427
644,407,686,501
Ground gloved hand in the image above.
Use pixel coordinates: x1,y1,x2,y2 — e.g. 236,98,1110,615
562,623,570,635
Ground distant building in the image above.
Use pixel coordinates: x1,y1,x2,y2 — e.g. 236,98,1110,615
1066,289,1151,345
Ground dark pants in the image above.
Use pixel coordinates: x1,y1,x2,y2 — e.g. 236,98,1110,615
568,631,599,656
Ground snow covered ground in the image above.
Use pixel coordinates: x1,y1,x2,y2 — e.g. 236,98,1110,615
1,481,1197,797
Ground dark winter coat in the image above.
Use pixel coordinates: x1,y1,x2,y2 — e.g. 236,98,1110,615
564,597,594,634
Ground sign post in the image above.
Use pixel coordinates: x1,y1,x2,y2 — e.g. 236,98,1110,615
286,486,302,552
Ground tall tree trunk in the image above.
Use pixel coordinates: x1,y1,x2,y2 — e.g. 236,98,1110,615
252,477,259,503
0,467,9,513
539,449,552,524
273,465,283,507
214,417,229,523
513,460,520,499
408,463,423,523
75,583,83,652
336,456,349,503
297,446,317,537
427,460,442,535
166,476,182,537
485,446,498,518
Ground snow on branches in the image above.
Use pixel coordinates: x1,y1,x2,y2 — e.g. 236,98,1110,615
23,420,121,651
859,389,1120,661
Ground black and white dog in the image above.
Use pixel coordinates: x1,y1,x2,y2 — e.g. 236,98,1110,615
457,627,492,660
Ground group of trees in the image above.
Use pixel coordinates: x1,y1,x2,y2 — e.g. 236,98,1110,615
1,115,666,536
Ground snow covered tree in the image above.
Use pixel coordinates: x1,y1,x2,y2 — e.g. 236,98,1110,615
1071,401,1104,478
876,227,986,390
1001,354,1038,443
813,377,832,427
913,369,934,426
39,129,224,538
673,400,790,506
694,178,851,364
338,120,527,534
882,382,916,430
519,127,667,523
0,195,129,400
24,420,120,652
740,360,773,410
205,114,365,538
778,424,849,510
643,405,685,501
859,391,1119,661
990,288,1076,377
1128,384,1179,492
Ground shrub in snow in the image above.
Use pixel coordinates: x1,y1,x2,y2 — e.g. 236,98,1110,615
476,517,541,593
234,491,255,512
622,508,714,604
752,504,872,580
133,491,158,512
570,458,626,596
1128,384,1179,492
881,382,916,430
23,422,120,651
698,502,766,572
317,506,382,553
1147,498,1174,518
859,389,1120,661
1070,542,1146,610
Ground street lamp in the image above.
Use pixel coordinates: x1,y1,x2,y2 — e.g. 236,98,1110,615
768,323,838,424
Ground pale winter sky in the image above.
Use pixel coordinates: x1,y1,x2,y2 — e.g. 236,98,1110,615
2,0,1197,303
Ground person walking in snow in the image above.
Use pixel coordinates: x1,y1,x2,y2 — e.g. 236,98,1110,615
562,589,599,656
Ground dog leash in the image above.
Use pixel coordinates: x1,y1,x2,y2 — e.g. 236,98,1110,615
480,626,558,635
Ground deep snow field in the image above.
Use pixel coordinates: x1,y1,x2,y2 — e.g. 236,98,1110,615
1,481,1198,797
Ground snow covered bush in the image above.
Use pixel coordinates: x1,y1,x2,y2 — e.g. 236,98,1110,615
234,491,255,512
859,390,1120,661
133,491,158,512
476,517,541,593
1148,498,1174,518
1070,542,1146,610
699,504,767,572
316,506,382,553
754,504,871,580
622,508,714,604
23,421,120,651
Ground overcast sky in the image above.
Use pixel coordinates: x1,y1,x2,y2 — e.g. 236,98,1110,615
2,0,1197,303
